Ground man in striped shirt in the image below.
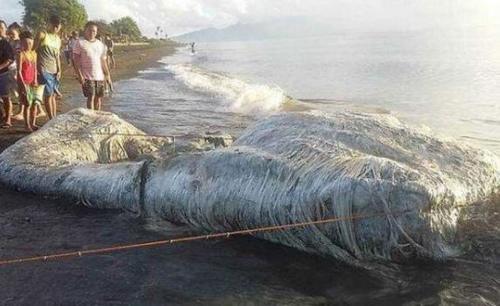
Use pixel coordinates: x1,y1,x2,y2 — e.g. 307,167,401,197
72,21,112,111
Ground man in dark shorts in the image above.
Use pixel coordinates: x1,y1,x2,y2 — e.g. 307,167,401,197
0,20,15,128
72,22,112,111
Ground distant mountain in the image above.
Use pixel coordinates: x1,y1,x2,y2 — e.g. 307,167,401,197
174,16,336,42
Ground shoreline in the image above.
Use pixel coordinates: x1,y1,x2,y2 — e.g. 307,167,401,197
0,41,178,152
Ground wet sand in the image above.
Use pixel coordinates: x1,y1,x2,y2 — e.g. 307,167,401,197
0,181,457,306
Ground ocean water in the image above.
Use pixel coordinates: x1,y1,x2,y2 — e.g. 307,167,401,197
106,29,500,304
112,27,500,155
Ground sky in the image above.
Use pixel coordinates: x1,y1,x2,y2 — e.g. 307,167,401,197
2,0,500,37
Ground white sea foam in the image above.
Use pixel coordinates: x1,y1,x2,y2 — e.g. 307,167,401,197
166,64,289,114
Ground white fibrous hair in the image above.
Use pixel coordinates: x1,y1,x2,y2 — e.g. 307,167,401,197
1,108,498,265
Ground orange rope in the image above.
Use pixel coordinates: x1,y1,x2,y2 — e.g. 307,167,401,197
0,209,413,267
82,132,231,142
83,133,177,139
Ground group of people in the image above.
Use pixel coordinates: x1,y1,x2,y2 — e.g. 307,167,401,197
0,16,114,132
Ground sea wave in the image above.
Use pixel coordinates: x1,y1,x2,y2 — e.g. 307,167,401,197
166,64,290,114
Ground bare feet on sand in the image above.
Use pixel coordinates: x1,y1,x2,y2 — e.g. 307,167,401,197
37,110,47,118
12,113,24,121
26,125,39,133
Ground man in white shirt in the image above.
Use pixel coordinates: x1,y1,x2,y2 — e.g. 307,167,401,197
72,21,112,110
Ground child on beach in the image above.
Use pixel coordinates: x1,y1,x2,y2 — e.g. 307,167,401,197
17,31,43,132
7,22,47,122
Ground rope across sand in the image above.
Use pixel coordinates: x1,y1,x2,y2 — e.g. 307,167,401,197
0,210,414,266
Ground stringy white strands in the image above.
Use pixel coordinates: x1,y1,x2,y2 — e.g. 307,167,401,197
0,109,171,212
145,111,500,264
1,109,499,265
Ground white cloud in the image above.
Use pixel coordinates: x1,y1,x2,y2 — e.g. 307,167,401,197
2,0,500,36
2,0,24,25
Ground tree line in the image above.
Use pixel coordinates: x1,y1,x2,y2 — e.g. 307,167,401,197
20,0,143,40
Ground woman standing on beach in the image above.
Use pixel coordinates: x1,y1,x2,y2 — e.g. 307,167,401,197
35,15,62,120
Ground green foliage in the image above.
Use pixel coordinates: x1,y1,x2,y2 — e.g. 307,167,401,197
110,17,142,39
20,1,144,41
20,0,88,32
